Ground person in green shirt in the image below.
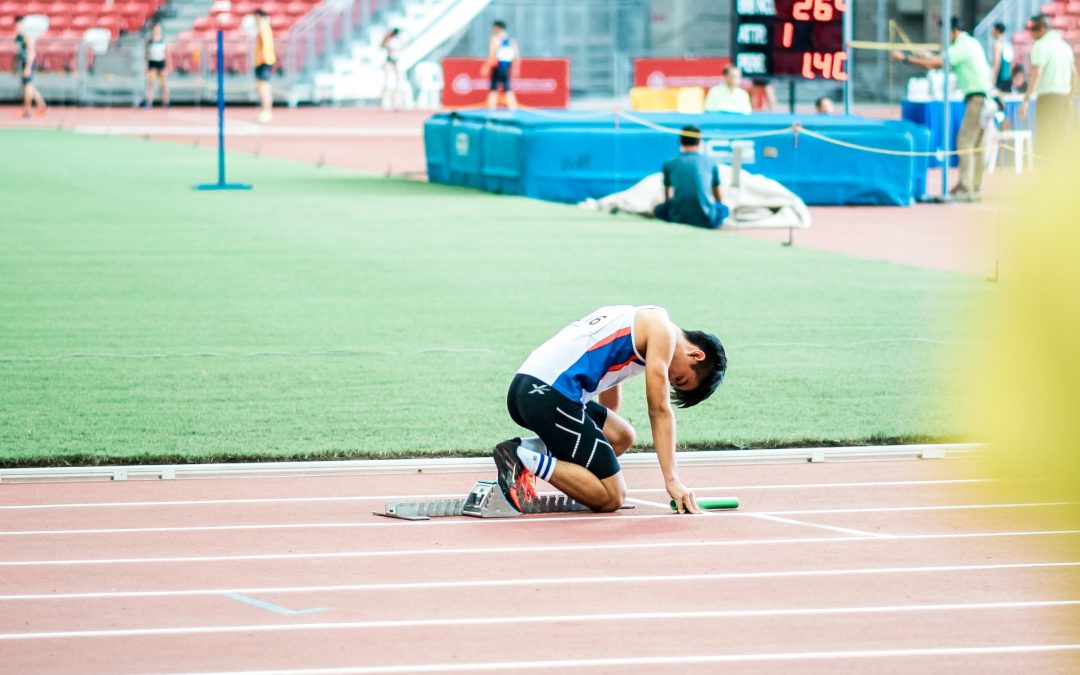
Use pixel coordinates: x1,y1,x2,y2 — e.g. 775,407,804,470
893,18,991,201
1020,14,1077,158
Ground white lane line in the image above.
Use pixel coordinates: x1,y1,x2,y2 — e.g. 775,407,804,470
1,530,1078,567
1,561,1076,601
0,478,992,511
763,501,1077,516
159,644,1080,674
0,501,1065,536
1,600,1077,641
748,514,891,538
624,497,672,509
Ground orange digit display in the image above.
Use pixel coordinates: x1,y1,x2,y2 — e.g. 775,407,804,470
734,0,846,80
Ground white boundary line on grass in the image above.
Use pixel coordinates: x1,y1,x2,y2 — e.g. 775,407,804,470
1,529,1078,567
1,561,1076,601
158,644,1080,674
1,599,1077,641
0,477,992,510
0,501,1067,536
70,126,424,137
0,443,982,483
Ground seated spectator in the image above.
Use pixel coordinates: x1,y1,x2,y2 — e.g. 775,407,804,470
815,96,835,114
704,66,752,115
1009,63,1028,94
750,77,777,111
653,125,728,230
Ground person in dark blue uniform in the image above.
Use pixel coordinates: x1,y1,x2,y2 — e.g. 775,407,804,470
482,20,518,109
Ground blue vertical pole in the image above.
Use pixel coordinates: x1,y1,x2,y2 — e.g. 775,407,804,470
196,28,251,190
216,30,226,184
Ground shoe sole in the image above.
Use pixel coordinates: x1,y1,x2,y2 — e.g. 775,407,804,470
492,440,524,512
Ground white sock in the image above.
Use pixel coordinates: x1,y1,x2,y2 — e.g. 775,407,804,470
516,446,557,482
520,436,548,455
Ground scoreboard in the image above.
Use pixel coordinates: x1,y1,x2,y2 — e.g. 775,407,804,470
732,0,847,80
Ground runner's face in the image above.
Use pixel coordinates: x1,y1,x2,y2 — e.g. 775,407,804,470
668,351,702,392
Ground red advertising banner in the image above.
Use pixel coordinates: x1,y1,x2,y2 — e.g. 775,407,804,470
632,57,732,89
441,57,571,108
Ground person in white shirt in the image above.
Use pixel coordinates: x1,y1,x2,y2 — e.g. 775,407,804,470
704,65,752,115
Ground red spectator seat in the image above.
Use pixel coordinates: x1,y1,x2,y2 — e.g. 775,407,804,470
70,14,91,30
1041,1,1064,14
284,2,307,16
24,1,48,13
48,14,69,30
36,36,77,70
96,15,118,36
1051,14,1075,28
0,43,15,71
269,13,287,28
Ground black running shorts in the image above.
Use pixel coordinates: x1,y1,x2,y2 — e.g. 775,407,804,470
489,63,511,91
506,373,619,480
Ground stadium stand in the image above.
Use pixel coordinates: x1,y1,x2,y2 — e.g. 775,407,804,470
0,0,164,73
0,0,325,77
169,0,321,75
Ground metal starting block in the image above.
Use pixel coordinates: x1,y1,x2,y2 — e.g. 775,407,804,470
375,479,633,521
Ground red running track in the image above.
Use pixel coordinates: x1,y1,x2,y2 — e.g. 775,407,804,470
0,456,1078,674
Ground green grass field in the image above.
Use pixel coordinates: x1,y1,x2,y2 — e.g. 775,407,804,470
0,130,988,465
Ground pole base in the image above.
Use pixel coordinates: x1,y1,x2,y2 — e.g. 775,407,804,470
195,182,253,191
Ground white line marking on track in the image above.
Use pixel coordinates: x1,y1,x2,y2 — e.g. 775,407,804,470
0,561,1076,601
158,644,1080,674
761,501,1077,516
0,502,1066,536
1,530,1078,567
748,513,892,538
1,600,1077,641
624,497,671,509
0,478,992,511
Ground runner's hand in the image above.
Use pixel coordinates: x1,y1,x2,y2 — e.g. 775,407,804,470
667,478,701,514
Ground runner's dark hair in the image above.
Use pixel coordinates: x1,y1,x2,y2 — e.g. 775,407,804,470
673,330,727,408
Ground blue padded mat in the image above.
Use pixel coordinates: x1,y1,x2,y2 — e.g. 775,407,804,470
425,111,930,206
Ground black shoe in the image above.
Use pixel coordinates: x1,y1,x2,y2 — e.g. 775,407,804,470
493,438,526,511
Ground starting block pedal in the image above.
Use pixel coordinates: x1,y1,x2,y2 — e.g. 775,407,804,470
375,479,634,521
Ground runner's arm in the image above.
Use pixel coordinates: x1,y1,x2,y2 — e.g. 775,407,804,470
640,311,701,513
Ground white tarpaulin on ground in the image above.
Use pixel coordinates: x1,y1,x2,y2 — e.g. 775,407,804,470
579,166,812,230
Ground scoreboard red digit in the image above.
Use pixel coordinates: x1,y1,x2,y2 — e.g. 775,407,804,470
732,0,847,81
